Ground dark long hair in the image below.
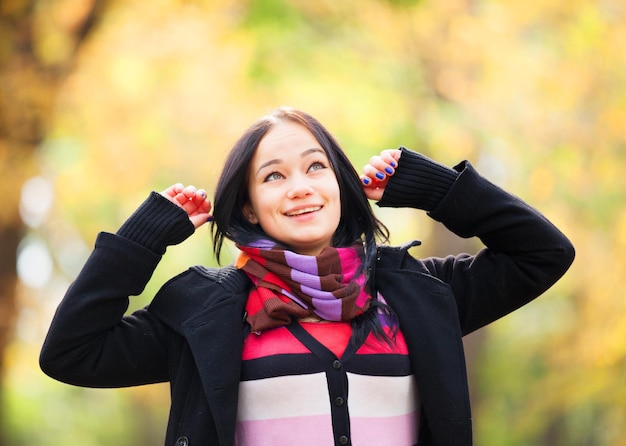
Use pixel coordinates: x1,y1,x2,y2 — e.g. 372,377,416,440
211,106,394,343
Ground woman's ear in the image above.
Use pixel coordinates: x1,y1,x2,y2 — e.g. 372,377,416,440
243,203,259,224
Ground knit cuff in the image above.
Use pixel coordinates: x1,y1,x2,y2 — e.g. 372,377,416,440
377,147,458,212
116,192,195,254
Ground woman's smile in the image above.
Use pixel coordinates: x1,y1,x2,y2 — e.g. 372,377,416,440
284,205,323,217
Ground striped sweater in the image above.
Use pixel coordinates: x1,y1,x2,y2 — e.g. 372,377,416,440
235,320,420,445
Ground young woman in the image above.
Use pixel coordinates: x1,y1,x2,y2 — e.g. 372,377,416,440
40,107,575,446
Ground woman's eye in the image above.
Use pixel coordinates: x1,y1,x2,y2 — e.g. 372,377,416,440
308,161,326,172
264,172,284,182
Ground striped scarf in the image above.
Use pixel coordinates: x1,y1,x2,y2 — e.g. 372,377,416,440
235,240,372,333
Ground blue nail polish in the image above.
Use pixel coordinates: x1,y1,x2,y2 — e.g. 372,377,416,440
385,167,394,174
363,177,370,185
207,216,214,222
375,172,385,180
390,161,397,168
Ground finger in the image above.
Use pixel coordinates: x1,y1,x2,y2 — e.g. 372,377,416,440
360,174,382,189
362,163,390,184
161,183,184,199
182,185,197,199
368,155,396,177
360,176,384,200
197,197,212,214
189,189,208,206
180,195,212,218
172,185,199,206
187,196,212,215
381,149,401,165
185,190,210,213
189,212,212,229
173,192,190,206
188,194,212,228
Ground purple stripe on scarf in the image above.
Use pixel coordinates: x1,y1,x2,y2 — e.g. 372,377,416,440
299,284,343,320
290,268,322,290
284,250,319,275
299,284,336,301
249,239,276,249
281,289,308,309
310,295,343,321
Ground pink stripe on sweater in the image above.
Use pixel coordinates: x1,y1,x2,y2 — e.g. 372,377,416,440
235,413,418,446
235,415,334,446
350,413,419,445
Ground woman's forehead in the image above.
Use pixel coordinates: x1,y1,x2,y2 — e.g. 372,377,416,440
253,122,325,163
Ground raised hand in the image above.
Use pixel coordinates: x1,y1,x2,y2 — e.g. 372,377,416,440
360,149,401,201
161,183,212,229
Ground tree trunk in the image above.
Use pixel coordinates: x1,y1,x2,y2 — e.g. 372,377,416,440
0,226,21,444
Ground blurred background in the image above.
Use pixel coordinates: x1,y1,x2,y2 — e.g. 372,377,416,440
1,0,625,444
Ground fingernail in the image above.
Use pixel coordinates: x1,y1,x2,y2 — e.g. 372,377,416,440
390,161,397,168
375,172,385,180
385,167,394,174
207,215,214,222
363,177,371,185
199,191,206,198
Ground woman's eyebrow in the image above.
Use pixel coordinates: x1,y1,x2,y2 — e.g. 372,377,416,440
256,159,281,175
256,148,324,175
301,147,324,157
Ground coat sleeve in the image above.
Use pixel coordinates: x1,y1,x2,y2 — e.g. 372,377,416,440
40,192,197,387
39,232,175,387
379,148,575,335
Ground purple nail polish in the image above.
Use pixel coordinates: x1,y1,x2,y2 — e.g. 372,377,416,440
390,161,397,168
207,216,214,222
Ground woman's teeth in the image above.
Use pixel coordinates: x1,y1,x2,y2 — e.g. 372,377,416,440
287,207,321,216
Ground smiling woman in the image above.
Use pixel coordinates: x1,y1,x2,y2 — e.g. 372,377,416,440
211,107,386,270
40,106,574,446
242,121,342,256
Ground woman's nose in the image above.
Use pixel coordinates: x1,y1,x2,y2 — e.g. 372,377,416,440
286,177,314,199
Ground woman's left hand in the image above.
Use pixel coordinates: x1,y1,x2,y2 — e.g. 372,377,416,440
360,149,401,201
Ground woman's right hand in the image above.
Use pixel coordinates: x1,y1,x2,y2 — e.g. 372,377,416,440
160,183,212,229
360,149,401,201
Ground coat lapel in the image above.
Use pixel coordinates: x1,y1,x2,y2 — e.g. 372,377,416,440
180,268,249,445
376,247,473,445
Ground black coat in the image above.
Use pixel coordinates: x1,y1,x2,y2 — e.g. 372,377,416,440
40,161,574,445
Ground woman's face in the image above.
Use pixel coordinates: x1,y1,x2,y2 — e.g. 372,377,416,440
244,120,342,256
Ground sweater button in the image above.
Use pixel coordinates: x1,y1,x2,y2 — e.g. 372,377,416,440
175,437,189,446
334,396,345,406
332,359,342,370
338,435,349,444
